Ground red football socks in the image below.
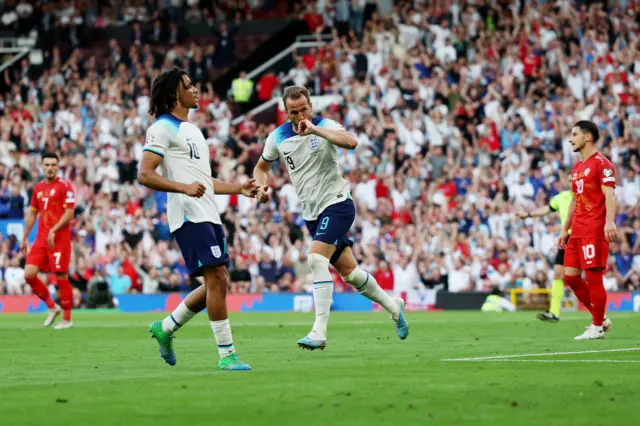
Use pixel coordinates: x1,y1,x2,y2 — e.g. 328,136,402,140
585,270,606,327
564,274,593,316
25,277,55,309
57,279,74,321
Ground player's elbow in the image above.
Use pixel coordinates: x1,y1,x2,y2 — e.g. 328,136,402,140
345,137,358,150
137,169,151,186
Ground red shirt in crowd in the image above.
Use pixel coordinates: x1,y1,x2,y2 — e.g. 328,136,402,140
257,73,279,101
374,268,394,291
304,12,323,34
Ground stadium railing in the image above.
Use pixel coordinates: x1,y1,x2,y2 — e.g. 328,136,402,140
0,36,36,73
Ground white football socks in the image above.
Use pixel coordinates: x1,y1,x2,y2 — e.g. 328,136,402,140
308,253,334,340
210,319,235,358
345,267,400,318
162,301,197,334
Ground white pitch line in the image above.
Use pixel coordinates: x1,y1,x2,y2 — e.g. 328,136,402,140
454,359,640,363
442,347,640,362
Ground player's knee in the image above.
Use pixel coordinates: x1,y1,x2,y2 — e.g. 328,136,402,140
553,269,564,280
342,266,364,284
308,253,330,274
24,266,38,280
584,268,603,282
204,265,228,293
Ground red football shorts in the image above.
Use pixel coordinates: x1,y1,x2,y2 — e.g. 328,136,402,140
564,237,609,270
25,241,71,274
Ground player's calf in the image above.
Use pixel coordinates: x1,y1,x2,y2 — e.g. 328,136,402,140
56,275,74,323
340,263,408,340
203,265,252,370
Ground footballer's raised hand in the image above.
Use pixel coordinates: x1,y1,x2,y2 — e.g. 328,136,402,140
297,119,317,136
183,182,206,198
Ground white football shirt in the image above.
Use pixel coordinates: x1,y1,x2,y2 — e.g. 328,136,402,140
261,117,351,221
144,113,221,232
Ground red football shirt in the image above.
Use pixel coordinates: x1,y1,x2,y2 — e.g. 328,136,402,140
30,178,75,243
257,74,279,101
570,152,616,239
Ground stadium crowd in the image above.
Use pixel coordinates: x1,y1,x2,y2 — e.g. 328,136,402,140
0,0,639,304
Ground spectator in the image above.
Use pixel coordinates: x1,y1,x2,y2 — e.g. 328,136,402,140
231,71,254,112
256,71,279,103
110,265,132,295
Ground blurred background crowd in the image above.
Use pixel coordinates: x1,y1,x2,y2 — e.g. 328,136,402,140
0,0,638,305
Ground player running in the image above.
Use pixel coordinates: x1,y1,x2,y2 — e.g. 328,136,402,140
21,153,75,329
559,121,617,340
253,86,408,350
139,68,258,370
518,189,574,322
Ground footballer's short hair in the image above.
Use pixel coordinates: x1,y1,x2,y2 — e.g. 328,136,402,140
42,152,59,163
282,85,311,111
573,120,600,143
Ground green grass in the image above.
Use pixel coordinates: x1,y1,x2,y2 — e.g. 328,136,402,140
1,311,640,426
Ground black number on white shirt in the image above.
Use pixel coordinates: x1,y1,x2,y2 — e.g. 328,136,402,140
286,156,295,170
188,142,200,160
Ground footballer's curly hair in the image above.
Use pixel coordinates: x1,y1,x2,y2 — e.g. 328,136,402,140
149,67,187,117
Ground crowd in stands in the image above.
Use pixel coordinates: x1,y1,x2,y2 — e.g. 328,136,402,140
0,0,639,304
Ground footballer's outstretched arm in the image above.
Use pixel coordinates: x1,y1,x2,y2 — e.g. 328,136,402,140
518,205,552,219
252,157,272,202
212,178,258,197
138,151,205,197
602,186,618,242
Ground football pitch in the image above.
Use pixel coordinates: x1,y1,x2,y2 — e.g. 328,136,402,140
1,311,639,426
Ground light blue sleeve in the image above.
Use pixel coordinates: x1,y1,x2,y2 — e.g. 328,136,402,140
317,118,345,131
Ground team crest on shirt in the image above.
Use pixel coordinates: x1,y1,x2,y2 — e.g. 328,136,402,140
308,136,320,150
50,189,56,196
211,245,221,258
146,135,154,146
603,168,612,177
37,191,42,199
583,168,590,176
67,191,73,198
